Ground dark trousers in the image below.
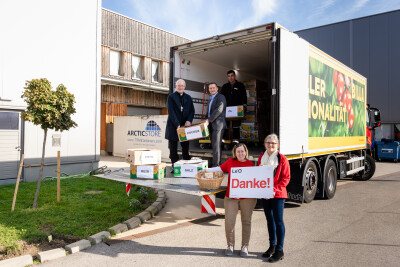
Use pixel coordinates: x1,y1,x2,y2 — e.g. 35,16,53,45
168,140,190,164
262,198,286,251
232,127,240,141
224,120,241,141
210,126,224,167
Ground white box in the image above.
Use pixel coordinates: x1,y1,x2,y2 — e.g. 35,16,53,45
173,159,208,177
126,148,161,165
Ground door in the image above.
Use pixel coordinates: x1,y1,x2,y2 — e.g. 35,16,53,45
0,111,21,181
278,28,309,155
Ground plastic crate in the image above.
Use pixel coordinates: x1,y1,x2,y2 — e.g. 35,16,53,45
376,140,400,161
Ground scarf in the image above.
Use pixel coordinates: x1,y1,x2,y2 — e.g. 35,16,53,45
260,150,279,170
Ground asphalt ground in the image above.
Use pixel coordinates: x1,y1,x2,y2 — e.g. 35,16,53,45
40,159,400,267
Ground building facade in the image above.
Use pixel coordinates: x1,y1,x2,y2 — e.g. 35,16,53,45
0,0,101,184
296,9,400,141
100,9,190,153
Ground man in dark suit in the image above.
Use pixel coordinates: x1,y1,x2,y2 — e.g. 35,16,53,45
165,79,195,171
221,70,247,145
206,82,227,167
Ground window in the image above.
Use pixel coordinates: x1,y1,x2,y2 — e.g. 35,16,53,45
0,112,19,130
110,50,123,76
152,60,162,83
132,55,143,80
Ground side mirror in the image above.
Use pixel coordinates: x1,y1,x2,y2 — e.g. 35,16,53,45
370,108,381,129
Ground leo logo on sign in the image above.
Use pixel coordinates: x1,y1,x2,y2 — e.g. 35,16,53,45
127,120,161,137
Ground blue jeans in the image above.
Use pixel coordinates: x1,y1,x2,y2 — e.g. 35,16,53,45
262,198,285,251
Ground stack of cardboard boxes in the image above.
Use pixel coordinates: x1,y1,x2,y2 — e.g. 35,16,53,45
126,148,166,179
241,80,269,142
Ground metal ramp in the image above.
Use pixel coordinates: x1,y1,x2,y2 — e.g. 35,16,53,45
94,168,227,197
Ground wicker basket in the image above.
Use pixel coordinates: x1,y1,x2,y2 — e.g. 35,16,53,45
195,173,224,190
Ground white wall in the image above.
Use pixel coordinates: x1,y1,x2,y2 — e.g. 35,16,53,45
0,0,101,162
174,53,258,87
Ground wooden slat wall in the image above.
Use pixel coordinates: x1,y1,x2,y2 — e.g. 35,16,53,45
102,9,190,62
100,102,127,150
102,85,168,108
101,46,110,76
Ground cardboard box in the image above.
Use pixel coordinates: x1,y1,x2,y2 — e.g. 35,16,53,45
246,88,257,97
226,105,244,119
244,80,257,88
244,114,256,122
240,123,258,140
113,115,168,160
247,97,256,104
130,163,166,179
174,159,208,177
126,148,162,165
246,105,255,112
177,121,209,142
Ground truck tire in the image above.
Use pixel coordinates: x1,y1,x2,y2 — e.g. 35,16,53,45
303,161,318,203
324,160,337,199
360,154,375,181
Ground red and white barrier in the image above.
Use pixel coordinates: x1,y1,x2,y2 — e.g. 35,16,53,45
201,194,216,215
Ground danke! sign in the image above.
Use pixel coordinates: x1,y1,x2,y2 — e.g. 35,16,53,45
229,165,274,198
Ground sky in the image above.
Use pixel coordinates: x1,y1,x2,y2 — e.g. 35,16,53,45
102,0,400,40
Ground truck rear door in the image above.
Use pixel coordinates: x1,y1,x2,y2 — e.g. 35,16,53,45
277,28,309,155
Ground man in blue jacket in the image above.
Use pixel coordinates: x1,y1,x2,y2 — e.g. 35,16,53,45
165,79,195,172
206,82,227,167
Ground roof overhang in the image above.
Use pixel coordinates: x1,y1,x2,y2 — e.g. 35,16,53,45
101,77,169,94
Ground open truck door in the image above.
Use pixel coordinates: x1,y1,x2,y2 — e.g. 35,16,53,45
277,28,310,203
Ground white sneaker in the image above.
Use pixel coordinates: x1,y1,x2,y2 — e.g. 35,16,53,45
225,245,234,256
240,246,248,257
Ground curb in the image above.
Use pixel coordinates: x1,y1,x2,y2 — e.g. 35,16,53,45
0,189,167,266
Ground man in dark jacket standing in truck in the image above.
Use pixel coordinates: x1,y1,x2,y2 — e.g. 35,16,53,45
165,79,195,172
206,82,227,167
221,70,247,145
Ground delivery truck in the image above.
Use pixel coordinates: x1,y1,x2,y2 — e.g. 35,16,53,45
169,23,381,203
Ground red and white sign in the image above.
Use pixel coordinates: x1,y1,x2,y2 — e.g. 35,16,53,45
229,165,274,198
201,194,216,215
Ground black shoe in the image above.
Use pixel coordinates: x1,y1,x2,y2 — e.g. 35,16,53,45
262,245,276,258
170,164,175,174
268,250,284,262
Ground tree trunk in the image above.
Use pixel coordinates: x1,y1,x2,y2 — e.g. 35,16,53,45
33,128,47,208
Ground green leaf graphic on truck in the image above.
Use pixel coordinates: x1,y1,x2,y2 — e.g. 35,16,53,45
309,56,366,137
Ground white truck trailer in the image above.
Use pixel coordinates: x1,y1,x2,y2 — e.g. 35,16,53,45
169,23,381,203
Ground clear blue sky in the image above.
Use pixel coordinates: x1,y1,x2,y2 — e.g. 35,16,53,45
102,0,400,40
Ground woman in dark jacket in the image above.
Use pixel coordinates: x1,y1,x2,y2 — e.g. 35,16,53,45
257,134,290,262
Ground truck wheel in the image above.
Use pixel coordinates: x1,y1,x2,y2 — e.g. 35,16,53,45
324,160,337,199
303,161,318,203
360,154,375,181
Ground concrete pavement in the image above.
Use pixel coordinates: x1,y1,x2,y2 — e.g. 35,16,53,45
38,156,400,266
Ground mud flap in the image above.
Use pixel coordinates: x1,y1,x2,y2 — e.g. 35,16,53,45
286,160,304,203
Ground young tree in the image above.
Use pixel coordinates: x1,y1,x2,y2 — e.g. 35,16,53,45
21,78,77,208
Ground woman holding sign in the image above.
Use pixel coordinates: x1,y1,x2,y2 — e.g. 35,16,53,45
203,143,256,257
257,134,290,262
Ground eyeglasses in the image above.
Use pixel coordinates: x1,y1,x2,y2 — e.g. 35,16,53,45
265,142,277,145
